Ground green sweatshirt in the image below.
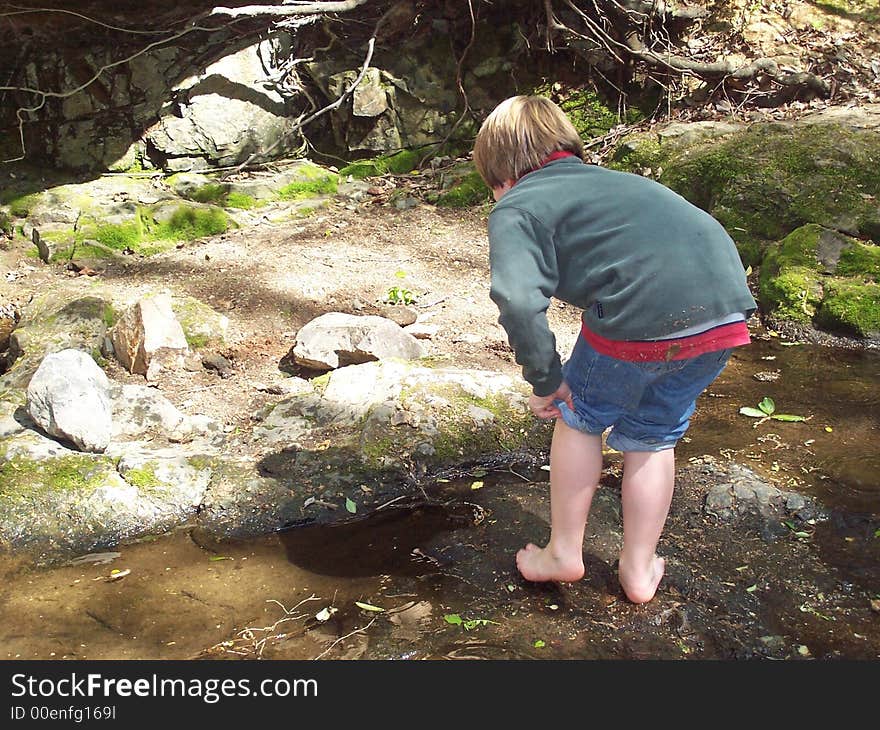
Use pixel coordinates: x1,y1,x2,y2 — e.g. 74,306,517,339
488,157,757,396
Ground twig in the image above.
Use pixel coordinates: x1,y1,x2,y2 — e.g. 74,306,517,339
313,617,377,660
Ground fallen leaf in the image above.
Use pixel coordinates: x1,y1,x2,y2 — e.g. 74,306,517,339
355,601,384,612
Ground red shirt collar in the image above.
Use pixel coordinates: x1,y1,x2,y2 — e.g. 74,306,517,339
514,151,578,185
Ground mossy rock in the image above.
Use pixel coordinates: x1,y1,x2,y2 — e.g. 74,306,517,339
1,293,115,388
610,115,880,270
339,150,421,179
815,280,880,338
434,163,491,208
532,84,628,139
760,224,880,337
278,163,339,200
170,295,229,350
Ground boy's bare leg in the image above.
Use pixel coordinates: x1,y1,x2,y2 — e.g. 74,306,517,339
516,419,602,582
618,448,675,603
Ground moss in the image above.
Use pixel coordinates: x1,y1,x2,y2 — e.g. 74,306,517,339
278,164,339,200
559,90,619,138
759,226,824,322
95,220,143,250
153,206,229,240
123,465,161,489
659,123,880,244
102,302,117,329
1,454,116,497
4,194,38,217
279,177,338,200
225,192,258,209
531,84,620,139
339,150,420,179
816,280,880,337
762,267,824,322
190,184,230,205
0,211,11,236
185,333,209,349
608,138,664,174
836,242,880,280
310,372,332,393
436,171,491,207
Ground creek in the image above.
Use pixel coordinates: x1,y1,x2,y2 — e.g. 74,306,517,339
1,337,877,660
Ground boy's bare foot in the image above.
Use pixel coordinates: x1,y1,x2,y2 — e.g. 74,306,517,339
515,543,585,583
618,554,666,604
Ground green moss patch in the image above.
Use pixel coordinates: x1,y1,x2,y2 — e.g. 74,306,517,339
1,454,117,499
816,280,880,337
339,150,421,179
836,241,880,280
436,171,491,208
151,206,229,241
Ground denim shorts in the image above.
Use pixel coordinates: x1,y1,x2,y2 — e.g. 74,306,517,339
557,336,732,452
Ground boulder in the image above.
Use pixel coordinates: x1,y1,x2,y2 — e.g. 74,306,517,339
110,294,190,380
291,312,424,370
26,349,113,453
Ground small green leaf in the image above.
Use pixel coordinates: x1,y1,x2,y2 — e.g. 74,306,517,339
444,613,462,626
739,407,766,418
758,397,776,415
783,520,798,531
874,528,880,538
470,480,484,490
534,640,546,648
394,270,407,279
209,555,233,562
746,584,758,593
462,618,499,630
345,497,357,514
355,601,384,612
771,413,807,422
471,469,488,478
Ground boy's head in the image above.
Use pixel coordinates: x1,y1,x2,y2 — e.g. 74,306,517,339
472,95,584,190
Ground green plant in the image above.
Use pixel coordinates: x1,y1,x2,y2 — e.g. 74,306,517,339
739,396,808,426
384,285,416,305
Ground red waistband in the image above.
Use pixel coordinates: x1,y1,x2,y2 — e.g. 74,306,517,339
581,321,751,362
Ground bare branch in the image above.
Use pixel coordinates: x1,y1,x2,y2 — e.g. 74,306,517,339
211,0,370,19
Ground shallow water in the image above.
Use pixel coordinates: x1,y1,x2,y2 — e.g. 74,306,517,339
0,338,877,660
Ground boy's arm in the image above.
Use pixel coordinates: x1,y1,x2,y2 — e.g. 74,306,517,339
488,207,562,396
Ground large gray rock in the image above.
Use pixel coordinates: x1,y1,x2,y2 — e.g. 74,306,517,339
291,312,424,370
26,349,113,453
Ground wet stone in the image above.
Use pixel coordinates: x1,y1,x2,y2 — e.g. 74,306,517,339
732,482,757,500
706,484,734,511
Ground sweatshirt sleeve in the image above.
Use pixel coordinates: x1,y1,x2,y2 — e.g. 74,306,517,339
488,206,563,396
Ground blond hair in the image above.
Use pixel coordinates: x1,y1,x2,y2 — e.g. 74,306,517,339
472,95,584,189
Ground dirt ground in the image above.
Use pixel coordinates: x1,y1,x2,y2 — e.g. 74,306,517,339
2,196,583,434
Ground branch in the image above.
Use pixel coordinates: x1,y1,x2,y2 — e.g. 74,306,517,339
210,1,370,18
621,32,831,95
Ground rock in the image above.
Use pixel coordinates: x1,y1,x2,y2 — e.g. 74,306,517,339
404,322,439,339
202,352,234,378
26,349,113,453
374,304,418,327
291,312,424,370
110,294,189,380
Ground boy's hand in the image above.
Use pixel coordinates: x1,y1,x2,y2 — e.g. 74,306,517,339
528,381,574,420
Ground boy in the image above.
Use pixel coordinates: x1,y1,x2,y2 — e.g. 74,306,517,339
472,96,756,603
